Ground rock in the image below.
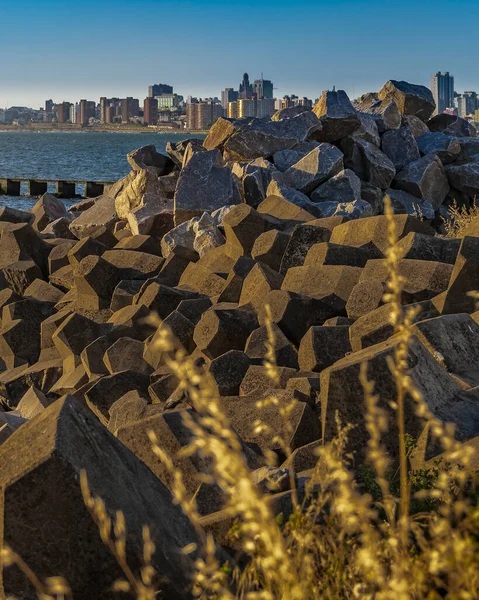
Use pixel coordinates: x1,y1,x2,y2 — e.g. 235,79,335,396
266,290,339,346
245,323,299,368
67,237,107,271
304,242,374,268
272,106,310,121
346,279,386,319
42,216,76,239
127,203,173,238
166,138,205,167
385,188,435,220
281,143,344,194
441,236,479,315
402,115,430,137
329,214,434,257
222,204,269,256
74,255,122,311
239,159,277,207
395,232,460,264
161,310,196,354
310,168,361,204
361,182,384,215
0,206,33,224
69,195,118,246
16,386,53,419
298,325,351,373
193,220,226,258
381,126,420,171
179,262,228,298
281,440,322,473
0,396,199,600
239,262,284,313
223,111,320,161
427,113,476,138
416,132,461,164
256,194,316,223
240,364,298,396
345,139,396,189
209,350,251,395
103,337,152,375
102,249,163,280
352,113,381,147
412,314,479,387
279,222,334,275
312,90,361,142
216,256,256,303
24,278,64,304
252,466,295,493
127,144,175,175
394,154,450,209
31,193,67,232
114,167,169,221
349,300,439,352
313,199,373,220
203,117,238,151
176,297,212,325
378,80,435,121
445,161,479,196
174,149,241,225
223,389,321,454
0,222,49,273
281,264,362,312
251,229,290,272
320,336,479,462
161,217,199,258
272,141,320,173
265,180,323,217
354,92,402,132
193,303,259,359
2,260,43,295
107,389,151,433
285,376,321,407
361,258,453,303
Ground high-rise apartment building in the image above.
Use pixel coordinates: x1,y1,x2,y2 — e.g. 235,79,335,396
79,99,96,126
45,99,54,113
148,83,173,97
100,97,121,123
187,101,224,130
121,97,140,123
253,78,274,99
57,102,72,123
144,97,159,125
430,72,455,115
221,88,239,109
457,91,478,118
155,93,183,110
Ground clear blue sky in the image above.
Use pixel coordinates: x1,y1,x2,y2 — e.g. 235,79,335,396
0,0,476,108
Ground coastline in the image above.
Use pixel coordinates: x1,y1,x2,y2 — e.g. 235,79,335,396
0,124,209,135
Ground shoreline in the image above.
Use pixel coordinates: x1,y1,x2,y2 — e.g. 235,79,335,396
0,125,209,135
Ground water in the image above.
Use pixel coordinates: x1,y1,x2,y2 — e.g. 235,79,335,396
0,130,206,210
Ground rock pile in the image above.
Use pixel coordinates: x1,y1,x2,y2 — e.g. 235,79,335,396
0,79,479,598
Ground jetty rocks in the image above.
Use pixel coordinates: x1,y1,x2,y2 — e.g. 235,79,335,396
1,80,479,598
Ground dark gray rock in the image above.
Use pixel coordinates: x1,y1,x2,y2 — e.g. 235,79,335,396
312,90,361,142
273,141,320,172
427,114,477,138
354,92,402,132
266,179,323,217
445,160,479,196
281,143,344,194
378,80,435,121
127,144,175,175
385,188,435,220
310,168,361,203
344,139,396,189
394,154,450,209
174,149,241,225
166,138,205,168
381,126,421,171
416,132,461,164
351,113,381,147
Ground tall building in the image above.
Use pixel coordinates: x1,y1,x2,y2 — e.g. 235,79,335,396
121,97,140,123
45,99,54,113
155,93,183,110
144,97,159,125
187,101,224,130
239,73,253,99
100,97,121,123
430,72,455,116
253,78,274,99
57,102,72,123
221,88,238,109
148,83,173,97
79,99,95,126
457,91,478,118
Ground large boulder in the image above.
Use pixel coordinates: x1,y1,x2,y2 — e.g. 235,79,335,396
445,160,479,196
394,154,450,209
281,143,344,194
354,92,402,132
69,195,118,245
127,144,175,175
378,80,436,121
114,167,169,220
427,113,477,138
312,90,361,142
416,132,461,164
31,193,67,232
174,149,241,225
310,168,361,204
381,126,420,171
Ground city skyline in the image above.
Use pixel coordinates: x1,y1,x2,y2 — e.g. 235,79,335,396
0,0,478,108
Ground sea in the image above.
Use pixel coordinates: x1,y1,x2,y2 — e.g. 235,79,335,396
0,130,206,210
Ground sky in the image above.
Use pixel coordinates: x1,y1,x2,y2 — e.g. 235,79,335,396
0,0,476,108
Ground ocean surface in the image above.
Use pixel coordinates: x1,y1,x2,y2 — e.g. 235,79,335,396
0,131,206,210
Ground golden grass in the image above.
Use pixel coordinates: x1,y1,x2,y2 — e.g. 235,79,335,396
2,198,479,599
443,199,479,238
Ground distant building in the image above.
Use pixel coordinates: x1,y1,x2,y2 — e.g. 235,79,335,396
45,99,54,113
430,72,455,115
221,88,239,109
57,102,72,123
237,99,256,118
148,83,173,97
79,99,96,126
253,78,274,99
144,97,158,125
121,97,140,123
239,73,253,99
155,93,183,110
227,101,237,119
256,98,276,118
187,101,224,130
475,109,479,123
100,97,121,123
457,91,478,118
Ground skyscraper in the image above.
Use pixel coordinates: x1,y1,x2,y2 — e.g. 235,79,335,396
221,88,238,109
79,100,96,126
239,73,253,99
457,91,478,118
430,72,455,116
121,97,140,123
253,78,274,99
144,97,159,125
148,83,173,97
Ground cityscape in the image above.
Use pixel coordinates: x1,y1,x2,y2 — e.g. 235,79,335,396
1,71,479,132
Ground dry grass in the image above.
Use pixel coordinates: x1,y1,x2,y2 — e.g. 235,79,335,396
2,198,479,599
443,199,479,238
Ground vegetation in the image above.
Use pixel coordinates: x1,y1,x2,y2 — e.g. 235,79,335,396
443,199,479,238
1,198,478,599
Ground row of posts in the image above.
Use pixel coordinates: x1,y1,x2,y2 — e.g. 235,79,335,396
0,179,108,198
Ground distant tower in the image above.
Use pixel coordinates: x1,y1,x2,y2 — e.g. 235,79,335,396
430,72,455,115
239,73,253,99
